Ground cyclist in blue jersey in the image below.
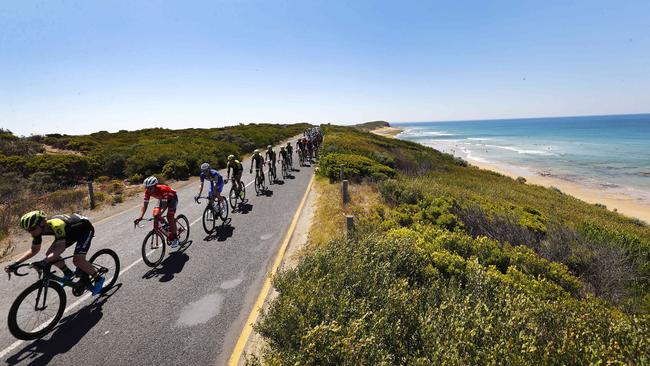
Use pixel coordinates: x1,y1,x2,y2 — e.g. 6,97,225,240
195,163,226,213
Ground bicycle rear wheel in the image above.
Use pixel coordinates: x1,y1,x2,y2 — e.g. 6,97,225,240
175,214,190,245
202,205,217,234
254,176,261,195
8,281,66,340
89,248,121,294
142,230,166,267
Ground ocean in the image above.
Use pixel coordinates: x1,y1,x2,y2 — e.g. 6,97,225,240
394,114,650,203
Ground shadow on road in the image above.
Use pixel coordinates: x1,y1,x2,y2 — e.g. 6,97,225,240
291,168,301,172
236,202,253,214
274,180,285,185
6,284,122,366
261,189,274,197
142,244,191,282
204,223,235,242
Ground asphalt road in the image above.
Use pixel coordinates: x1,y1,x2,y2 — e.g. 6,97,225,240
0,142,314,365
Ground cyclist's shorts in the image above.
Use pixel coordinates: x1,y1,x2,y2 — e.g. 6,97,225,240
233,171,242,181
65,227,94,255
208,176,224,197
154,196,178,216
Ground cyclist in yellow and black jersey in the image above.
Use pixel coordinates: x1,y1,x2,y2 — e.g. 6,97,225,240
226,154,244,192
4,211,105,295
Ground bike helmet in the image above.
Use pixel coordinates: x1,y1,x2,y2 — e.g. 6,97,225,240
144,176,158,188
227,154,235,161
286,142,290,146
267,145,272,149
200,162,210,171
20,210,46,230
280,146,285,150
253,149,260,154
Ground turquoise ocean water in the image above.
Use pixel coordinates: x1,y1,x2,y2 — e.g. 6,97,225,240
394,114,650,203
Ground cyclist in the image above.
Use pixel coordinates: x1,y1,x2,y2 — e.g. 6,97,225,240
250,149,265,184
306,138,314,162
135,176,180,247
225,154,244,193
196,163,226,214
4,211,105,295
279,146,289,174
285,142,293,167
265,145,277,179
296,139,305,165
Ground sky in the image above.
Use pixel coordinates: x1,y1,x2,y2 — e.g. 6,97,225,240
1,0,649,136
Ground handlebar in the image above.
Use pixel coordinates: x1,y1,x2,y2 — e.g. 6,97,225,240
134,217,156,229
7,263,36,280
195,196,211,204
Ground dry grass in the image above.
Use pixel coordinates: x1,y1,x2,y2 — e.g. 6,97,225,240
307,176,381,250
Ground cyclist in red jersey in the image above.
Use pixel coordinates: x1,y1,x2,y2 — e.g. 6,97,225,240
134,176,180,247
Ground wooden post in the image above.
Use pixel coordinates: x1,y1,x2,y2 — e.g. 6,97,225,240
87,181,96,209
345,215,354,237
339,164,345,181
342,180,350,204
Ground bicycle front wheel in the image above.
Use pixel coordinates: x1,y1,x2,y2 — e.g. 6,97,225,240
202,205,217,234
218,199,229,221
175,214,190,245
8,281,66,340
142,230,166,267
89,248,121,294
229,186,238,209
268,168,273,184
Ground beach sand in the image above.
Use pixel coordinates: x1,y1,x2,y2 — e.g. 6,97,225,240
371,126,403,137
372,126,650,224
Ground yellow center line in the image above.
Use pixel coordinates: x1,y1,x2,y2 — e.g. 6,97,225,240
227,174,314,366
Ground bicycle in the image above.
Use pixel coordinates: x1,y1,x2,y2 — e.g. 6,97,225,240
287,151,293,170
195,195,228,234
254,167,266,195
281,158,289,179
267,160,276,184
226,179,246,210
6,249,120,340
298,149,305,167
136,214,190,267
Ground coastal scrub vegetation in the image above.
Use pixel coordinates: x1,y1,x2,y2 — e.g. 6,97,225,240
251,124,650,365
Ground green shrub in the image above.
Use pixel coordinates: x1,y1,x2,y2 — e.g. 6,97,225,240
162,159,190,180
319,153,395,182
128,173,144,184
28,172,59,193
378,179,423,205
516,176,527,184
255,233,649,365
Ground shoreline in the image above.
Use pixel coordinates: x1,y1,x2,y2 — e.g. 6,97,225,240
373,125,650,224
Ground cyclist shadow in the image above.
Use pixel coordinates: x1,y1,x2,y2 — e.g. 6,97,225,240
204,223,234,242
291,168,301,172
142,243,192,282
235,201,253,214
5,284,122,366
274,180,285,185
261,189,274,197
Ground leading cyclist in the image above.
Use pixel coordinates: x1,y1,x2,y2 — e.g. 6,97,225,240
5,211,105,295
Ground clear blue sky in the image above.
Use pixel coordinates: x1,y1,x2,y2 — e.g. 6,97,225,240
1,0,649,135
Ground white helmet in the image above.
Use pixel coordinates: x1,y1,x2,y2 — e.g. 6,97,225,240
200,162,210,171
144,176,158,188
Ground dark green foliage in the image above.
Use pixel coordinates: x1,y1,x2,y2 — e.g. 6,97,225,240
319,153,395,182
26,155,92,185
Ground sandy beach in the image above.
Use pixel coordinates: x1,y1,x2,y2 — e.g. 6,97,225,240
374,126,650,224
371,126,403,137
